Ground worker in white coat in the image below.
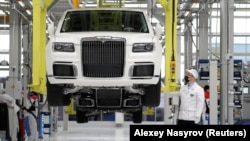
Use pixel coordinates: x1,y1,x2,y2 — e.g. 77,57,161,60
0,93,20,140
177,69,205,125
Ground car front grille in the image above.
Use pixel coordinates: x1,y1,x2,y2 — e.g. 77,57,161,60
81,37,125,77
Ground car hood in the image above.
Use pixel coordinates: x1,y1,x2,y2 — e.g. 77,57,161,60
50,32,156,45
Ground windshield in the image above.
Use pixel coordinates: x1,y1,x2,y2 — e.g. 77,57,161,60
60,10,149,33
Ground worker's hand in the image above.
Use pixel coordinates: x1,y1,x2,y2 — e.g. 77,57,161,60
194,116,200,124
8,104,14,108
3,100,14,108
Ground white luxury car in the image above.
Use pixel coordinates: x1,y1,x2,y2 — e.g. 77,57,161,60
46,8,162,123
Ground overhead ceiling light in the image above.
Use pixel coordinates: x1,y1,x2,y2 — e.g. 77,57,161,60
0,0,6,2
191,3,198,9
179,3,185,10
184,11,190,16
179,19,184,24
26,9,31,15
0,24,9,28
29,0,32,5
17,0,25,7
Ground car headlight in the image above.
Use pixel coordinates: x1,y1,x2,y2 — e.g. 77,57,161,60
132,43,154,52
53,42,75,52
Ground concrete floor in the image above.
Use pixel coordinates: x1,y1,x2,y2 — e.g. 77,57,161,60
42,121,132,141
41,120,164,141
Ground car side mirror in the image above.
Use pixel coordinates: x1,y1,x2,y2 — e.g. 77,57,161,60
48,22,55,36
155,22,163,39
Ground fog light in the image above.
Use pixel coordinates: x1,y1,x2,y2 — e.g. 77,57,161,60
53,64,76,77
132,64,154,77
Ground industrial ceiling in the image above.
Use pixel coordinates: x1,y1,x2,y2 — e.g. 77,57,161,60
0,0,250,27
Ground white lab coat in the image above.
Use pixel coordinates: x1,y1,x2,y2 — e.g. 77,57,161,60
0,94,20,141
0,94,20,112
177,82,205,124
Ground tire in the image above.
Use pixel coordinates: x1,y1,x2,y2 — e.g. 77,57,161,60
142,78,161,107
46,79,71,106
76,108,88,123
132,107,142,123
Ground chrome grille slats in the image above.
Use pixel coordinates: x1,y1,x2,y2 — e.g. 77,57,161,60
82,37,125,77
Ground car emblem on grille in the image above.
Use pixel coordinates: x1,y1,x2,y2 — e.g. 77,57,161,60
95,36,112,43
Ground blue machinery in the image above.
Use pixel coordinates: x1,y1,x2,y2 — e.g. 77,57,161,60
198,59,243,81
198,59,243,124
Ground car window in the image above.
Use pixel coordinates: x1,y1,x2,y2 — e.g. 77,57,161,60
60,10,149,33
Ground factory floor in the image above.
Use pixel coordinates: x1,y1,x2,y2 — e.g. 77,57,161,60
37,109,165,141
42,121,130,141
41,120,164,141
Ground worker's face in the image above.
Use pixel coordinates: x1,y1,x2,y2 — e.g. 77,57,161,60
186,72,195,82
184,75,189,84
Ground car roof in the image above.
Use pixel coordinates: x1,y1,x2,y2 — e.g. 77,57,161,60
65,7,146,13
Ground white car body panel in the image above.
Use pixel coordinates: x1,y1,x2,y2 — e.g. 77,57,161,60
46,8,162,87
